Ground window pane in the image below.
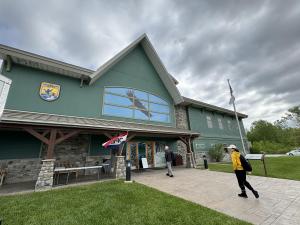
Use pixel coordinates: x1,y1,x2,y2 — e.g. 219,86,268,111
134,90,148,100
149,94,167,105
150,112,169,122
218,118,223,129
103,105,133,118
206,116,213,128
134,99,148,110
149,103,169,113
105,87,129,96
134,109,149,120
104,94,133,107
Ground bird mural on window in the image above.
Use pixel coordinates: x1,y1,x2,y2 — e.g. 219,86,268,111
127,90,152,117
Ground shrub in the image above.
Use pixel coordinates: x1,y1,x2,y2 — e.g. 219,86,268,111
251,141,294,154
208,144,224,162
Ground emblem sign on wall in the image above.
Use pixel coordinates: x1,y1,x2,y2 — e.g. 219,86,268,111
39,82,61,101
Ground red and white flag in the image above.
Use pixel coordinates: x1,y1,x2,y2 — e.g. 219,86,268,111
102,132,128,148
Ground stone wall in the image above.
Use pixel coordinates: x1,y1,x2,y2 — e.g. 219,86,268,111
41,134,90,169
0,158,41,184
35,159,55,191
176,140,187,164
175,105,189,164
1,134,92,184
175,105,189,129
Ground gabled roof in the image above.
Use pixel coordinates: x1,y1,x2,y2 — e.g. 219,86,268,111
0,44,92,80
89,34,184,104
0,36,179,85
182,97,248,118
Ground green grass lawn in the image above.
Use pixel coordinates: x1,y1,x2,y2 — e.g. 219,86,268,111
0,181,250,225
208,156,300,181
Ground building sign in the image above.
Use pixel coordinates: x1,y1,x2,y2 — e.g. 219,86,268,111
39,82,60,101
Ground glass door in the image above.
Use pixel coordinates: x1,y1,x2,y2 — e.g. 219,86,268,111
126,141,155,169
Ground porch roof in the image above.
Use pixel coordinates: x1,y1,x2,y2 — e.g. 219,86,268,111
0,109,199,137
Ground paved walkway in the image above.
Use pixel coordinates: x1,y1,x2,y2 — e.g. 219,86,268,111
133,168,300,225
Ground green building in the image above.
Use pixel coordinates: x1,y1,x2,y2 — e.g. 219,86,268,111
0,34,247,188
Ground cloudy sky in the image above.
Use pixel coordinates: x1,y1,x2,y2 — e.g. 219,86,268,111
1,0,299,129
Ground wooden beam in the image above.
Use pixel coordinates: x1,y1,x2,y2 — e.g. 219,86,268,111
42,130,50,137
127,134,136,142
55,130,79,145
47,129,57,159
58,130,64,138
179,136,188,145
24,128,49,145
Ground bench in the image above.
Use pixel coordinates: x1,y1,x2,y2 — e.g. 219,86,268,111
54,164,110,185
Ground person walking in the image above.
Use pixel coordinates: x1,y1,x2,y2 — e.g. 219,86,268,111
228,144,259,198
164,145,174,177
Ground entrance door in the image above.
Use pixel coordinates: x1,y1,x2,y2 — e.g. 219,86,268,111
126,142,155,169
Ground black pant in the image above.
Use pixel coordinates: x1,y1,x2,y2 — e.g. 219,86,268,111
235,170,254,192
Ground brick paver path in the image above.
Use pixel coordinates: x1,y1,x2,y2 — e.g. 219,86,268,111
133,168,300,225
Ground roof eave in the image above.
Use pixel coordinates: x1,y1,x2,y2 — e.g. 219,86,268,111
0,44,92,80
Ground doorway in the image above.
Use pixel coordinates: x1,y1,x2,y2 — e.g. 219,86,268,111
126,142,155,169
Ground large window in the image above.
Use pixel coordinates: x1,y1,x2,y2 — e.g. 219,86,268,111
103,87,170,123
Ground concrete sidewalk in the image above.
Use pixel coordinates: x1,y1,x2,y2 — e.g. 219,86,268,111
133,168,300,225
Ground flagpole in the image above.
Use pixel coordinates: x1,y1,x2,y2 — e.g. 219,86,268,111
227,79,247,155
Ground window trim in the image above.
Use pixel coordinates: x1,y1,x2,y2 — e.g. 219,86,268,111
102,86,171,123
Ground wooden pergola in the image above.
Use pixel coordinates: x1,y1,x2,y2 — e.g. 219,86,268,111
0,123,197,160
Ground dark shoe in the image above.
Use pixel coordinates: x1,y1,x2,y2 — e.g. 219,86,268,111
238,192,248,198
252,190,259,198
166,173,170,176
170,175,174,177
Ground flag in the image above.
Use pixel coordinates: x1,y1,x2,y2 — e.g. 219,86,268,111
227,79,235,105
102,132,128,148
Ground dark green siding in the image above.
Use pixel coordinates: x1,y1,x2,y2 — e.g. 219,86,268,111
0,131,41,159
188,106,247,152
3,45,175,126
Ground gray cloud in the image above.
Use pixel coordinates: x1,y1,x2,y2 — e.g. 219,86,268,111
1,0,300,128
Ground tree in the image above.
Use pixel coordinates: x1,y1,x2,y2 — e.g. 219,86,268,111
247,120,279,143
276,105,300,128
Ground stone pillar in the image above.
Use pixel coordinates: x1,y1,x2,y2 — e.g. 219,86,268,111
186,153,194,168
113,156,125,179
35,159,55,191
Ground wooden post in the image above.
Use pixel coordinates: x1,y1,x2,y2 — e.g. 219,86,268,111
126,143,131,160
145,143,148,163
262,154,267,176
135,143,139,170
47,129,57,159
188,137,196,168
151,141,155,165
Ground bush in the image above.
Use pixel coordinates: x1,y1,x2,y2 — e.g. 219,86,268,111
251,141,294,154
208,144,224,162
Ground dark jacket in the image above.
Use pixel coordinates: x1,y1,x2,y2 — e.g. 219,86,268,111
165,150,174,162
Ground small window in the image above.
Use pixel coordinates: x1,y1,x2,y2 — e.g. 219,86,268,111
206,116,213,128
218,118,224,129
227,120,232,130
